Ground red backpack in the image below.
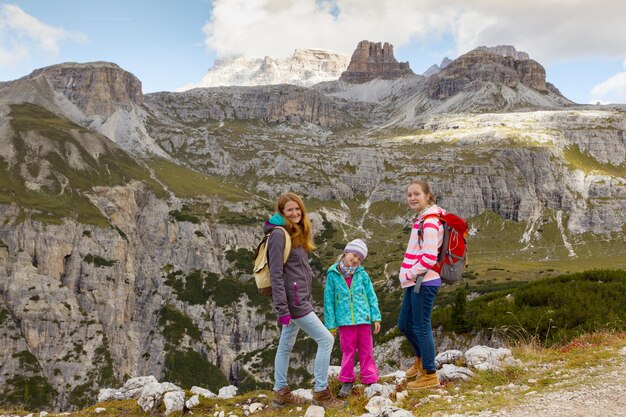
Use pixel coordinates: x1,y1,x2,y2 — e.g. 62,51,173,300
418,213,468,285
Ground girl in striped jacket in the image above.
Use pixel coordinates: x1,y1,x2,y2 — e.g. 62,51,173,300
398,180,445,390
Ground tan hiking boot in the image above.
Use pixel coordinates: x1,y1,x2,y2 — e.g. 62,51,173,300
312,387,347,409
272,386,306,408
407,372,440,390
405,357,423,379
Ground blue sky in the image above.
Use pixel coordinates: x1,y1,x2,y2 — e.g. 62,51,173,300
1,1,625,104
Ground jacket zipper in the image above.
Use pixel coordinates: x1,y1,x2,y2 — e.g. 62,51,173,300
350,290,355,324
294,281,299,306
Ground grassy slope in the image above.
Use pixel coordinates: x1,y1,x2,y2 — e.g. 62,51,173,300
0,104,255,225
1,103,166,225
147,158,249,201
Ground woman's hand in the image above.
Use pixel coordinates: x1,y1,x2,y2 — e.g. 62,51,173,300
373,321,381,335
278,315,291,327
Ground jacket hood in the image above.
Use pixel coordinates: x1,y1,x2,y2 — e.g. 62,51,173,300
268,212,286,226
417,204,446,221
263,212,286,233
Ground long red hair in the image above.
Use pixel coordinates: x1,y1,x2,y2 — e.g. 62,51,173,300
276,192,316,252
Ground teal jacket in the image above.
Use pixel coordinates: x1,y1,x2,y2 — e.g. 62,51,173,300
323,263,382,330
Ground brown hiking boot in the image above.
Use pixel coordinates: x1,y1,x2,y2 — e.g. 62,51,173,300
407,372,440,390
272,386,306,408
312,387,347,409
405,357,423,379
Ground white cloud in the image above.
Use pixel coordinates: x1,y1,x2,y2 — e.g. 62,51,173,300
590,59,626,104
203,0,456,58
452,0,626,63
203,0,626,65
0,4,87,68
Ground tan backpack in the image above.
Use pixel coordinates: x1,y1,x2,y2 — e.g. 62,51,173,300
253,227,291,297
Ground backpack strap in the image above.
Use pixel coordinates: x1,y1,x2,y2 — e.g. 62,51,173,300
418,214,448,268
417,213,443,245
270,226,292,264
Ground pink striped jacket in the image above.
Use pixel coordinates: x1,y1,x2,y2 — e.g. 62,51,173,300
399,204,446,288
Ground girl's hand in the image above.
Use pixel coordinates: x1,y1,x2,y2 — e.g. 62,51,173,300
373,321,381,335
278,315,291,327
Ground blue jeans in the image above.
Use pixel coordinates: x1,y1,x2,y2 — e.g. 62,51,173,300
397,286,439,371
274,311,334,392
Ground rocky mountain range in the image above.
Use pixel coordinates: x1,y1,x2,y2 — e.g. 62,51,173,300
0,40,625,410
179,48,351,90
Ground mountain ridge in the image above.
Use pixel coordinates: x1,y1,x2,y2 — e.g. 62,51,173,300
179,48,350,90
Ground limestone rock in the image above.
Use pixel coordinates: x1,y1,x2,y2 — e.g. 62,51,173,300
476,45,530,60
435,350,464,368
181,48,350,89
465,346,522,371
146,84,353,128
191,386,217,398
292,388,313,401
426,49,559,100
218,385,238,399
438,364,475,382
137,381,183,412
364,383,396,399
365,396,394,414
304,405,325,417
26,62,143,117
185,394,200,409
340,40,415,83
163,390,186,416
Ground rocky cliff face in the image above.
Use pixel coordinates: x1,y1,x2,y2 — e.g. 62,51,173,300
426,49,555,100
475,45,530,60
26,62,143,117
180,48,350,90
146,84,355,128
0,183,278,409
340,40,415,83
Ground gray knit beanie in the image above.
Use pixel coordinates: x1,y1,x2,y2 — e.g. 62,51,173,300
343,238,368,260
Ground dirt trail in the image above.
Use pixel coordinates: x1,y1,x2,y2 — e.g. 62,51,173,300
449,352,626,417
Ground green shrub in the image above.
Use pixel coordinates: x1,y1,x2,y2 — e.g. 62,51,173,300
236,369,272,393
159,305,202,346
433,269,626,346
0,307,10,325
13,350,40,372
0,375,57,409
164,349,228,391
164,269,269,308
314,213,337,245
169,209,200,224
84,254,115,267
218,212,260,225
225,248,254,273
165,269,210,305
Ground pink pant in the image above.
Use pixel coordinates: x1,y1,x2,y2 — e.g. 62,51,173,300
337,324,379,384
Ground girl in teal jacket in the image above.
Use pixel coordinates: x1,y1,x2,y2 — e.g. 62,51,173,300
324,239,382,398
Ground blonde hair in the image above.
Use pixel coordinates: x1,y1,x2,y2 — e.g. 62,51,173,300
276,192,316,252
406,180,436,205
